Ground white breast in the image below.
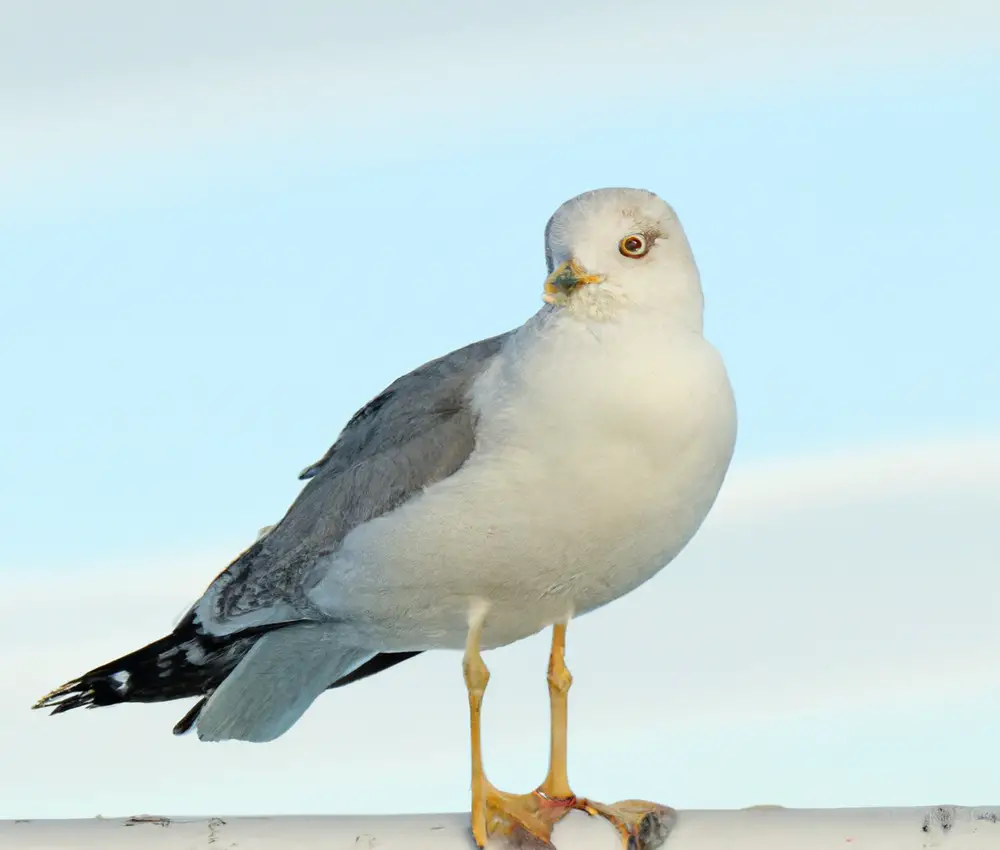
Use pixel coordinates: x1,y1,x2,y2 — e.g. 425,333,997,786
311,312,737,651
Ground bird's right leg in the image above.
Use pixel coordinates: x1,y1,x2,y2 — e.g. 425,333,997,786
464,610,493,846
463,608,570,848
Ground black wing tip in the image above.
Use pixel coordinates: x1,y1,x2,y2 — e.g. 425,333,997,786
32,678,93,713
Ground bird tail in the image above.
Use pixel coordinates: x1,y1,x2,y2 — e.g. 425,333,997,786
171,647,423,736
33,614,422,738
193,623,371,743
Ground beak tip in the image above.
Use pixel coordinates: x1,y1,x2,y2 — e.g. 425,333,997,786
542,259,602,302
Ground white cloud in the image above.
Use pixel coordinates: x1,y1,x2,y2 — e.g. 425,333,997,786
2,0,998,186
3,433,998,818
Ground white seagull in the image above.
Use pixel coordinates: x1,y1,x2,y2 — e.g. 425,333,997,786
35,187,737,850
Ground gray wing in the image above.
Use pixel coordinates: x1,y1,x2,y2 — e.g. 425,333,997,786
194,331,512,634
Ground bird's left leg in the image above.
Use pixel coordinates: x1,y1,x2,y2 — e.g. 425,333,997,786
536,622,574,800
533,622,677,850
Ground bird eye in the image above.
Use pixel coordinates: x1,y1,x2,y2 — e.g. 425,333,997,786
618,233,650,258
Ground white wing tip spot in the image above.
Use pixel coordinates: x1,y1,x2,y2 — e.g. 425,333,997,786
109,671,131,693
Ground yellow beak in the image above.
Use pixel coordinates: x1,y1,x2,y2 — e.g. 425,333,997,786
542,259,605,304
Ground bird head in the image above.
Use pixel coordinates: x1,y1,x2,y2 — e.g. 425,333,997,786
541,187,703,328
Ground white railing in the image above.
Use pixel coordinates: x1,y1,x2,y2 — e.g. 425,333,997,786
4,805,999,849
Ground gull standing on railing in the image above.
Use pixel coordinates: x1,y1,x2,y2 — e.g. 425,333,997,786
35,187,738,850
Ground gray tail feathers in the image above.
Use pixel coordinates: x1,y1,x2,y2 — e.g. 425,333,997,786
194,623,372,743
171,647,423,736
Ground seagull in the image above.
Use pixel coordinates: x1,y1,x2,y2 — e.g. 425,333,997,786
34,187,737,850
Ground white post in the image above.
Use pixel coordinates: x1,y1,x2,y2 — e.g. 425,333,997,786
3,806,999,850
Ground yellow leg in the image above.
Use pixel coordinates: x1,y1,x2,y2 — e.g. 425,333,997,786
463,617,491,847
534,623,677,850
538,623,574,801
464,610,568,848
463,617,676,849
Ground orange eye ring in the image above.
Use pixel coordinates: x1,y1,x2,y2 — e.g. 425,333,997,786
619,233,650,258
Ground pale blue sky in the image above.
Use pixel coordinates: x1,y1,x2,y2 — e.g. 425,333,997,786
4,62,998,570
2,0,998,822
